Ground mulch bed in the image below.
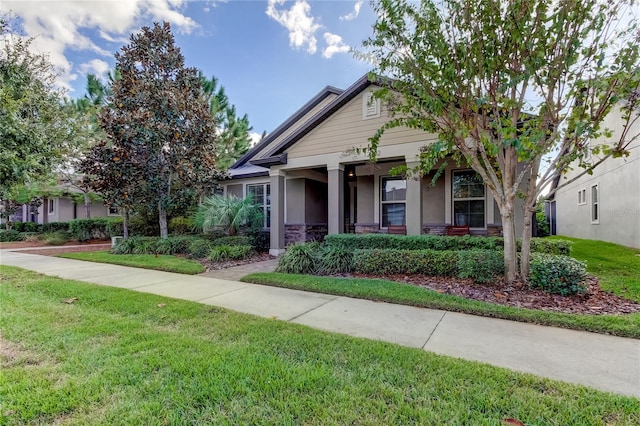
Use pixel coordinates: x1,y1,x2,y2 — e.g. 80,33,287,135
198,252,275,272
352,273,640,315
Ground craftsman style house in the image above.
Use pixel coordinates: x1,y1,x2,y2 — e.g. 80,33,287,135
224,76,523,256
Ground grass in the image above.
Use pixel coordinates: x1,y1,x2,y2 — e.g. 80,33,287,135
1,265,639,425
243,273,640,339
550,236,640,303
58,251,204,275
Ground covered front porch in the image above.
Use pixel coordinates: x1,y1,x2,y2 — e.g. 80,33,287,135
268,156,506,256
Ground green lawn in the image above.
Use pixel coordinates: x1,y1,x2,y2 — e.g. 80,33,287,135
1,266,638,425
550,236,640,302
243,273,640,338
58,251,204,275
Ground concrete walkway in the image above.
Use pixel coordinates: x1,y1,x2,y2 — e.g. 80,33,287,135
200,258,279,281
1,249,638,398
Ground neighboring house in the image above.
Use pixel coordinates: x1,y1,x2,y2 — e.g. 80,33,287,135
9,185,115,225
551,109,640,249
224,75,525,256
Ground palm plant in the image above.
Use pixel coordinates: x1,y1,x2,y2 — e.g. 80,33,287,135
194,194,263,236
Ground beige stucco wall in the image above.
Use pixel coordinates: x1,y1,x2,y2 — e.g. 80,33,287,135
37,197,108,223
554,109,640,248
287,86,431,159
286,178,305,223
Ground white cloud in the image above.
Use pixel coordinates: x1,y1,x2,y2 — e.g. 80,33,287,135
322,32,350,59
249,132,263,147
78,59,110,80
340,0,363,21
266,0,320,54
1,0,199,92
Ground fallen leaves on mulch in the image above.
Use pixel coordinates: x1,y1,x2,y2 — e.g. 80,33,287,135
198,252,275,272
352,273,640,316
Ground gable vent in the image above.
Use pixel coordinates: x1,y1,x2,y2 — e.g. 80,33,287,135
363,92,380,119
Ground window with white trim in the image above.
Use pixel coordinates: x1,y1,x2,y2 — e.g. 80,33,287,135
381,176,406,227
578,189,586,205
362,92,380,119
107,206,120,216
591,184,599,223
48,199,54,214
452,170,485,228
247,183,271,228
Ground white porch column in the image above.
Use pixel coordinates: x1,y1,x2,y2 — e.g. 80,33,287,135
327,164,344,234
269,169,286,256
405,161,423,235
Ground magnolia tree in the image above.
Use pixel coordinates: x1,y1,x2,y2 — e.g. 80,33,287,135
96,22,224,238
361,0,640,282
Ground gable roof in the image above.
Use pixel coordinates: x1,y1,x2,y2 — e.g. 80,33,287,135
252,74,381,164
231,85,343,170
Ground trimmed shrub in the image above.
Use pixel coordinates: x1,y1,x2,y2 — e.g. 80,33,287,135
212,235,252,247
12,222,41,233
41,222,69,233
248,230,270,252
529,253,587,295
187,239,213,259
128,216,160,237
106,218,124,237
352,249,459,276
325,234,570,255
209,244,253,261
276,242,322,274
457,249,504,283
169,216,194,235
527,238,572,256
318,246,353,275
68,218,112,241
536,211,550,237
0,230,25,242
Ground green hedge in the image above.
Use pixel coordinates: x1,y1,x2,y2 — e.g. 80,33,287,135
112,236,199,256
0,230,24,242
212,235,252,247
11,221,68,234
68,218,122,241
324,234,571,255
276,242,587,294
209,245,253,261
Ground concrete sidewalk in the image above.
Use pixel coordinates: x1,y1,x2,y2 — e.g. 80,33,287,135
1,249,638,398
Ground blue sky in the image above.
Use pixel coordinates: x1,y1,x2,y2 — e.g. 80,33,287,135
3,0,378,139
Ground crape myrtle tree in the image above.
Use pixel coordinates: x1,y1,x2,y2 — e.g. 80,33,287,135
361,0,640,282
98,22,225,238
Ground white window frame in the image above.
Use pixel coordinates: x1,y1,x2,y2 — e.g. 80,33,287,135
380,176,406,228
591,183,599,224
578,188,587,205
452,170,486,229
362,91,381,120
246,183,271,229
107,206,121,216
48,199,55,214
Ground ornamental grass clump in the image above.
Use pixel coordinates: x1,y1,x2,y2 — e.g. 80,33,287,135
276,242,322,275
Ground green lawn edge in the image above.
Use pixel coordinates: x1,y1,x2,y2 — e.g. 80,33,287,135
1,265,638,425
58,251,204,275
241,272,640,339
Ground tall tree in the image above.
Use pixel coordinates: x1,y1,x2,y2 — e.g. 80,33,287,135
361,0,640,282
0,32,72,202
200,74,253,169
98,22,224,238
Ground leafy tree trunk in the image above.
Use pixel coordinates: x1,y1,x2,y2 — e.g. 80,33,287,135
123,210,129,239
519,160,541,280
158,202,168,239
84,193,91,219
498,203,518,283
